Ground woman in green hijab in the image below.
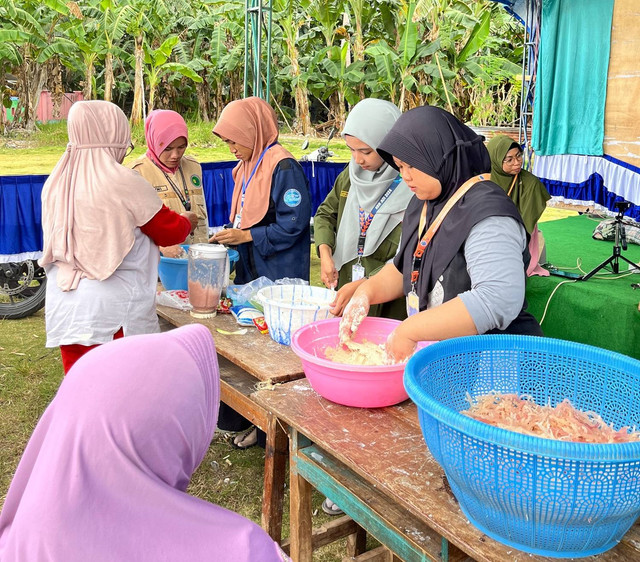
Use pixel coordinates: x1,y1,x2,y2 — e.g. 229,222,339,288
487,135,551,276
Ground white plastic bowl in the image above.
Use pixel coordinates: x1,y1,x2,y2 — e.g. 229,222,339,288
256,284,334,345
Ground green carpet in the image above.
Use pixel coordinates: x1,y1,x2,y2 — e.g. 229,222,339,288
526,215,640,359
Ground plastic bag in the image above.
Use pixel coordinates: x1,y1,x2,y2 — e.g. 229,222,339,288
156,290,192,311
226,276,308,305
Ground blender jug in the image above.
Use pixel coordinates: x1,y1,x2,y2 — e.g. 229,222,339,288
188,244,227,318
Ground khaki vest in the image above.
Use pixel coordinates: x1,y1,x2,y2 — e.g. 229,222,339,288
130,155,209,243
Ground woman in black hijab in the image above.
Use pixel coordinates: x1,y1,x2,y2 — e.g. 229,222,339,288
339,106,542,361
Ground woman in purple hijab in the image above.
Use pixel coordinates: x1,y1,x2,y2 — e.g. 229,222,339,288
0,325,287,562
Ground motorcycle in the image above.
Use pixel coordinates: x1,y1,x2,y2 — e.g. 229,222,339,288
0,259,47,319
300,127,336,162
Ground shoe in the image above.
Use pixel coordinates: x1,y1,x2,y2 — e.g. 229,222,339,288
321,497,343,516
231,426,258,450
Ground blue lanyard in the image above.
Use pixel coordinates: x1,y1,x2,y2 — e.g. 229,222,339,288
241,142,277,207
356,175,402,256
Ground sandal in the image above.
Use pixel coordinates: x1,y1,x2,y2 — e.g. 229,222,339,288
231,426,258,450
321,497,343,516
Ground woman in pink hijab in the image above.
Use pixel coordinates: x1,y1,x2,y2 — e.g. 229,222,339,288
0,324,288,562
130,109,209,254
39,101,198,374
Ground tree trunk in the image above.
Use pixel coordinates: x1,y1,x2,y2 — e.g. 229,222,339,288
83,58,94,101
214,79,224,120
104,51,114,102
147,77,156,113
229,71,243,104
286,40,311,135
47,58,64,120
353,19,365,99
196,78,210,121
0,68,6,134
335,89,346,131
130,34,145,124
16,54,46,131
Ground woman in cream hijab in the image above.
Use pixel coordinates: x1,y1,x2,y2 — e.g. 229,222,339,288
39,101,196,374
314,98,413,318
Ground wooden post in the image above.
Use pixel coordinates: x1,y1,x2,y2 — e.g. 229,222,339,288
289,430,313,562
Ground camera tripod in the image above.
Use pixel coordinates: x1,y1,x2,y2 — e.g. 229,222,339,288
581,202,640,281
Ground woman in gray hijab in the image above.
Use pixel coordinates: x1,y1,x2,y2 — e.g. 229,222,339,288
314,98,413,318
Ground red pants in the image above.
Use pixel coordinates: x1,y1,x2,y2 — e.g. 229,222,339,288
60,328,124,375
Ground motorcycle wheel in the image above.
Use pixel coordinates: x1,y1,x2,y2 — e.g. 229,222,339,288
0,260,47,320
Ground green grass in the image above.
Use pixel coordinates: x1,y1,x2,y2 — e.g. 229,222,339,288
0,248,358,560
0,121,350,176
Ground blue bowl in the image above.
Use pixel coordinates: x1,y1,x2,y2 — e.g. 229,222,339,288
158,246,239,291
404,335,640,558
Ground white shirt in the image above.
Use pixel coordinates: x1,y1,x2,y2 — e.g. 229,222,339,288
44,229,160,347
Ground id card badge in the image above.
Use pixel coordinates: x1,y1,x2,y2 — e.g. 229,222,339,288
352,263,365,281
406,290,420,317
233,213,242,228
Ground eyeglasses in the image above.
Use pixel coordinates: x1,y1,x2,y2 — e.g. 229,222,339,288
503,152,523,165
125,143,135,158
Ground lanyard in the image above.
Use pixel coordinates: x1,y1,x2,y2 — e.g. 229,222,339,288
356,175,401,257
507,173,518,197
162,166,191,211
410,174,486,286
240,142,278,209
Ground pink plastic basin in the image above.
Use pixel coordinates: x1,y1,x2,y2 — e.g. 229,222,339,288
291,317,435,408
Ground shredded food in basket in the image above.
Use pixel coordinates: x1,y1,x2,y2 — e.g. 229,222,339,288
462,393,640,444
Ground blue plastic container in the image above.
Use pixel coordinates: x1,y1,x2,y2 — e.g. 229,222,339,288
404,335,640,558
158,245,238,291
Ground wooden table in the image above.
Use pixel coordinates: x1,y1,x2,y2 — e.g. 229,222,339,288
253,379,640,562
157,305,305,542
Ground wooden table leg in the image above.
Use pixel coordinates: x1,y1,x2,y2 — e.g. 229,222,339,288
262,412,288,542
290,430,313,562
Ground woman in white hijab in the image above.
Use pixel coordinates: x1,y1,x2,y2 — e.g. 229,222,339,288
314,98,412,319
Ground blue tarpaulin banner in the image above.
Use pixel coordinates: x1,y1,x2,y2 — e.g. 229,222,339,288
0,161,346,258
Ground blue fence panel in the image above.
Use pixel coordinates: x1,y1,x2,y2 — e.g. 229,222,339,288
1,161,346,255
0,174,47,255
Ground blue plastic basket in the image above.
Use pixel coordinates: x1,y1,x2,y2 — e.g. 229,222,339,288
404,335,640,558
158,246,238,291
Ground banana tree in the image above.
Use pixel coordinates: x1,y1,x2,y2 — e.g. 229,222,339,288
63,14,104,100
0,42,20,132
143,35,202,112
179,0,245,120
308,42,365,130
363,0,436,109
85,0,135,102
273,0,311,135
0,0,78,130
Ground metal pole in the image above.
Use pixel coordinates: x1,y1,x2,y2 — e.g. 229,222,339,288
256,0,263,98
266,0,272,102
244,0,249,98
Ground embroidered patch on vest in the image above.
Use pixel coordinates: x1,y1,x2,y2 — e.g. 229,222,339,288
340,190,349,198
283,188,302,207
191,175,201,187
154,185,169,192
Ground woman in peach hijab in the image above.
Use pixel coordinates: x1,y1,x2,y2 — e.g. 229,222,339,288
212,97,311,448
39,101,197,374
211,97,311,284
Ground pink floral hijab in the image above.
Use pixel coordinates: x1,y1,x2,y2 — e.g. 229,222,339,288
0,325,287,562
